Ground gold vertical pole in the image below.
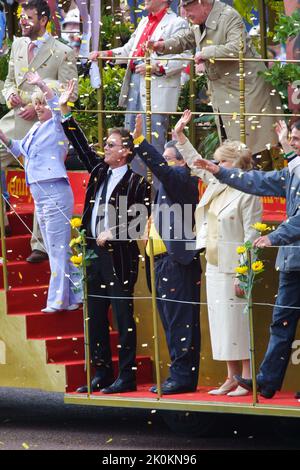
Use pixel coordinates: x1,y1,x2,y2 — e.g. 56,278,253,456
81,231,91,396
145,50,152,184
97,25,104,153
148,237,162,398
189,58,196,148
0,159,8,293
239,33,246,145
258,0,268,61
247,248,258,405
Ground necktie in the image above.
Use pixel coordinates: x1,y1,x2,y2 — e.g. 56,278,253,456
95,169,112,236
28,42,37,63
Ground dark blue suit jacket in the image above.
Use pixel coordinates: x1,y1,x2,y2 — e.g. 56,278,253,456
138,139,200,266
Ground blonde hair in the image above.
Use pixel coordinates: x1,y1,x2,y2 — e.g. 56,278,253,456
214,140,253,171
31,89,46,105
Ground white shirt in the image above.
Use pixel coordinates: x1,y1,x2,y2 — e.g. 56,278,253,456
91,164,128,238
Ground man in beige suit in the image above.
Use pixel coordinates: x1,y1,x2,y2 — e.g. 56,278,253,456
1,0,78,261
150,0,282,161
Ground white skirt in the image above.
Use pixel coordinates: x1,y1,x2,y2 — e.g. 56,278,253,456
206,263,250,361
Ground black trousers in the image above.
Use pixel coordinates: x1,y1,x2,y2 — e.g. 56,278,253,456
155,255,201,388
87,243,136,382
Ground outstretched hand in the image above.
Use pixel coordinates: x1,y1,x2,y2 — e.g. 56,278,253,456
193,158,220,174
133,114,143,140
275,120,289,144
26,71,42,86
174,109,193,136
59,80,76,107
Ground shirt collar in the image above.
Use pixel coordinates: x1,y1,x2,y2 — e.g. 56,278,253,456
33,32,50,49
148,7,168,22
110,164,128,178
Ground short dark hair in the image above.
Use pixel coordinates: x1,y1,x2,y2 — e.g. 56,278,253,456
108,128,135,162
21,1,51,21
291,119,300,132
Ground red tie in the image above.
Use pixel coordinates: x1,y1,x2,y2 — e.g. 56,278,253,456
28,42,36,63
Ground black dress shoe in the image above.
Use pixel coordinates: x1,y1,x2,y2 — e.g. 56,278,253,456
101,378,136,394
152,380,196,395
234,375,276,399
295,391,300,399
26,250,49,263
76,375,114,393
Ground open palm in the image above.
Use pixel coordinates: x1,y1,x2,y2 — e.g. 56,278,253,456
59,80,76,107
174,109,193,135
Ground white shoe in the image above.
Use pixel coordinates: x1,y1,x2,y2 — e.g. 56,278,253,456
208,378,238,396
41,307,59,313
227,385,249,397
66,304,80,311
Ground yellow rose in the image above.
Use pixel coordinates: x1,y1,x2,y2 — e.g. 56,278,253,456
70,254,83,267
235,265,248,275
236,246,246,254
252,261,264,272
251,222,271,232
70,217,82,229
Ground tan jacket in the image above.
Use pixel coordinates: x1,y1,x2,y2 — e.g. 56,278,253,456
163,1,282,154
112,9,191,112
177,138,262,273
1,35,78,165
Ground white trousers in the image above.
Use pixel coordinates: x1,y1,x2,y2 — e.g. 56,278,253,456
29,178,82,309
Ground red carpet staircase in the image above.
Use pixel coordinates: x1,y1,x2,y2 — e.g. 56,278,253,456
0,208,153,392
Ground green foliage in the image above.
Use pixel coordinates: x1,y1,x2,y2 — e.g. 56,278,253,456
75,65,126,143
233,0,284,24
273,10,300,43
260,63,300,112
100,15,133,48
0,51,9,119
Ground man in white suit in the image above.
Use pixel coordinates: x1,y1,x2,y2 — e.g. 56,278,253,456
90,0,191,181
1,0,78,261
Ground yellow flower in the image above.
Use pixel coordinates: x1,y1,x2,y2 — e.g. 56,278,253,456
235,265,248,275
70,217,82,229
69,236,82,248
70,254,83,267
252,261,264,272
236,246,246,254
252,222,271,232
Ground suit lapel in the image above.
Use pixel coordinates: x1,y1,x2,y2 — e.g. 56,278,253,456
19,36,56,87
217,188,241,215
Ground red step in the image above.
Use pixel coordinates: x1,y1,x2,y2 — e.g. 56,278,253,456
1,234,32,261
26,308,84,339
0,260,50,289
65,356,154,392
7,285,48,314
7,211,33,236
45,331,120,363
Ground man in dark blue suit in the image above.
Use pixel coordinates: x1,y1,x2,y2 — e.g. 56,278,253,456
133,115,201,395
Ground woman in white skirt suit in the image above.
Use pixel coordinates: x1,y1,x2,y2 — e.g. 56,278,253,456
174,111,262,396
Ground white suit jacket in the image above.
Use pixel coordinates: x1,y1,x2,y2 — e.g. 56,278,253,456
111,9,191,112
177,138,262,273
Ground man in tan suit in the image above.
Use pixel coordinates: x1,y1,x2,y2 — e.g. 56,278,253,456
1,0,78,261
150,0,282,161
